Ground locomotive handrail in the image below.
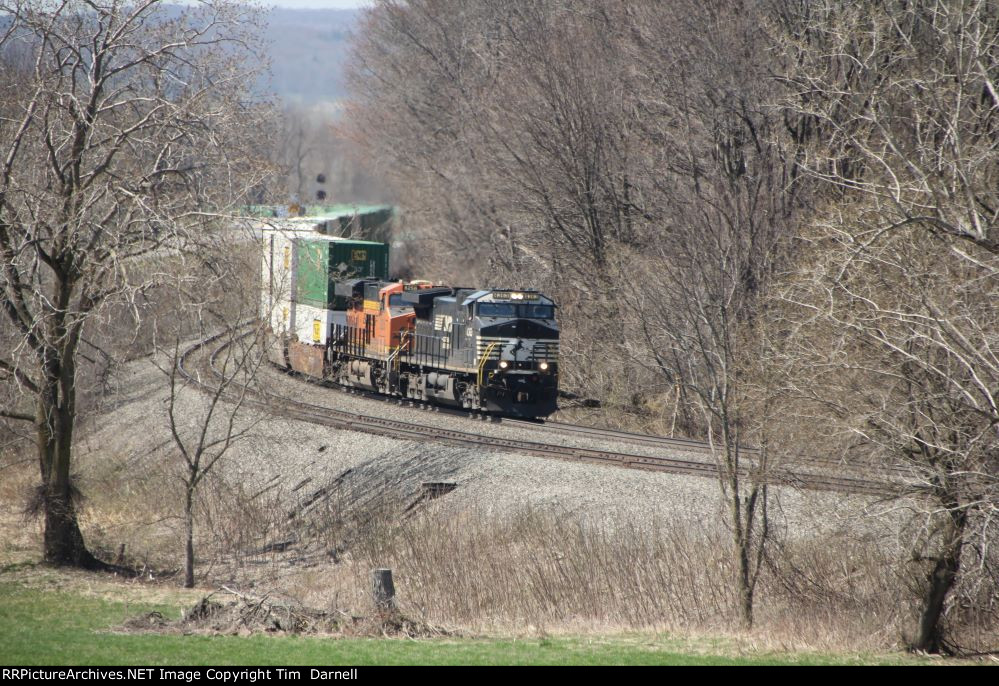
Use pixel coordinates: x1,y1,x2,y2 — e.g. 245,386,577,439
388,329,410,373
477,340,498,387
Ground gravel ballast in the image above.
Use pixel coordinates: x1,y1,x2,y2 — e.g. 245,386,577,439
76,352,898,546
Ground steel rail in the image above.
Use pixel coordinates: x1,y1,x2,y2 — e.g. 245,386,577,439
178,330,908,499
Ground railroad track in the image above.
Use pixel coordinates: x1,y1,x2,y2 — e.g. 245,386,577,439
505,417,912,479
270,358,902,479
178,330,906,498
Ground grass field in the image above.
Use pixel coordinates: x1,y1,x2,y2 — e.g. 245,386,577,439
0,576,946,666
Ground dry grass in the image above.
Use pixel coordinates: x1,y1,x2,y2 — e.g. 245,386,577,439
0,452,42,569
4,438,997,656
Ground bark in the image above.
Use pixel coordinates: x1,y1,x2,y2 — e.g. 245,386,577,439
728,450,761,630
913,507,967,653
34,271,98,566
739,567,754,630
37,385,100,568
732,498,754,629
719,419,765,630
42,494,95,567
735,515,755,630
184,487,195,588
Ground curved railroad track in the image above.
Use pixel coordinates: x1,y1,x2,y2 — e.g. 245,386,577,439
505,417,913,479
178,329,907,498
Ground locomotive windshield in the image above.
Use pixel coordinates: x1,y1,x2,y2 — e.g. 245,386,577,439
388,293,412,311
477,303,554,320
477,303,517,317
520,305,554,319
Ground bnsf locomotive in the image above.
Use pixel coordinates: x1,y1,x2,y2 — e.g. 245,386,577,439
260,217,559,418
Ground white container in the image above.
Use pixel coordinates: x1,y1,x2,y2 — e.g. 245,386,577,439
259,218,361,343
293,303,348,346
258,218,322,335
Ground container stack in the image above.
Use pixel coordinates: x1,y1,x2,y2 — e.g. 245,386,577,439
257,209,391,370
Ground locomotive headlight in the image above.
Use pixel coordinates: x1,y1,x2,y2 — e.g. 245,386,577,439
499,360,509,369
539,362,549,371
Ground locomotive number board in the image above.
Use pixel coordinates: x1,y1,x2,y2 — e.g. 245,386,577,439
492,291,540,301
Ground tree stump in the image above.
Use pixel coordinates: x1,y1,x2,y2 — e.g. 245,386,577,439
371,568,396,613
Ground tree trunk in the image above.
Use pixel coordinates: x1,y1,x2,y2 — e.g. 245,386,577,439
37,333,99,568
738,538,754,630
724,428,756,631
371,568,396,613
38,416,98,567
912,508,966,653
42,492,94,566
184,487,195,588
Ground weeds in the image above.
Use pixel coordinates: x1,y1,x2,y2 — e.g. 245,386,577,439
3,440,997,654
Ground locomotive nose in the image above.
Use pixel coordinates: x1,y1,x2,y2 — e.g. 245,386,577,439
501,339,536,363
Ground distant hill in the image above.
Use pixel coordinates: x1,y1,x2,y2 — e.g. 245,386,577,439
259,8,361,104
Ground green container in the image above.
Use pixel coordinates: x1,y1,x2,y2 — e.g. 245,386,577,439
295,238,389,309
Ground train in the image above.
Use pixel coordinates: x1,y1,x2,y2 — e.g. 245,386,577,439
258,210,559,418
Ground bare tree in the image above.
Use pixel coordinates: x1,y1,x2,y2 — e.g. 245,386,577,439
343,1,661,407
0,0,268,567
274,103,344,204
346,1,641,273
776,203,999,653
774,0,999,652
619,0,800,628
158,308,264,588
345,0,802,629
775,0,998,255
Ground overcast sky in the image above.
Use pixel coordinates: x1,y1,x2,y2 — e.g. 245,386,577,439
266,1,370,8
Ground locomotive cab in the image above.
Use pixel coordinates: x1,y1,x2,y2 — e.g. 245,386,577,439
467,290,559,417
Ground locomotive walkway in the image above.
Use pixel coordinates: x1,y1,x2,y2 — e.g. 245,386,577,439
178,328,909,499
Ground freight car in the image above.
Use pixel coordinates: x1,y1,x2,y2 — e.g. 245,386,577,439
259,219,559,418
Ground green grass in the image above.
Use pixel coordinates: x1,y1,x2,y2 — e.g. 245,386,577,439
0,581,933,666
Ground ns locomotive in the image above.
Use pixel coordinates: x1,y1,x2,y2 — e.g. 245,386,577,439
260,220,559,418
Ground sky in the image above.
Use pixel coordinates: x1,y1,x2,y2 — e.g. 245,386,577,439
266,1,370,8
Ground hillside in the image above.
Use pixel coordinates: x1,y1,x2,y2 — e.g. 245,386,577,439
259,8,361,103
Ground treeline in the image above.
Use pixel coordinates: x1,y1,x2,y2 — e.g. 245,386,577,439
342,0,999,653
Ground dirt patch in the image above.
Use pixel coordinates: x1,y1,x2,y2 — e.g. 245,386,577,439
119,586,451,638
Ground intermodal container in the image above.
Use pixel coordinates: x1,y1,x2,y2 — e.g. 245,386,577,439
295,237,389,310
